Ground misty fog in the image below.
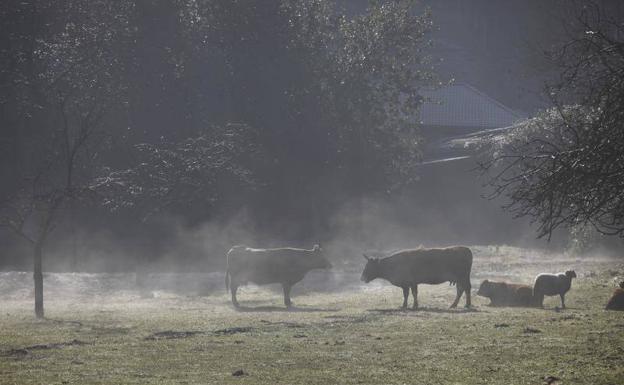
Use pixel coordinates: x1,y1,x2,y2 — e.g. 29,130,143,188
1,0,623,306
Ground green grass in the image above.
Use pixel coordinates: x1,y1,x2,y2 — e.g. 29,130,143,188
1,246,623,384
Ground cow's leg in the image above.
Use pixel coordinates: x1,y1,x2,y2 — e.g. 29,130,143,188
401,286,409,309
450,284,463,308
535,292,544,308
560,293,566,309
463,281,472,308
230,284,240,308
411,285,418,309
283,283,293,308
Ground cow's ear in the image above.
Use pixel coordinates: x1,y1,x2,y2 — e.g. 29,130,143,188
362,254,370,261
313,244,321,252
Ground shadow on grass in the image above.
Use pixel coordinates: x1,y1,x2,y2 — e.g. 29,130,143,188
235,305,339,313
368,306,480,314
541,306,582,311
45,318,84,327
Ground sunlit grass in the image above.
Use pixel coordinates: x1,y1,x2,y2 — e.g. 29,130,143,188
1,248,623,384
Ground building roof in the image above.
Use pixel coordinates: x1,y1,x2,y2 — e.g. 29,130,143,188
419,84,526,129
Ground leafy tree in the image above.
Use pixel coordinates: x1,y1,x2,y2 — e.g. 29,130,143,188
154,0,436,225
480,2,624,239
95,123,264,223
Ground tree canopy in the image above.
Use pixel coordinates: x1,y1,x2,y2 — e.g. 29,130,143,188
93,0,437,227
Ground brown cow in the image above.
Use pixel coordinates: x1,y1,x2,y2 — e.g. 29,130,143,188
360,246,473,309
477,280,533,307
605,281,624,311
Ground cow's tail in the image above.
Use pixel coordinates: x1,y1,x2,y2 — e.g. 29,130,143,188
225,245,245,292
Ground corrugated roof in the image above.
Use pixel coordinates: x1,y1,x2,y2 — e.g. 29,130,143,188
419,84,526,129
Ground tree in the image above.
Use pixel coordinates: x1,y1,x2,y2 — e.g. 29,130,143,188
1,0,438,290
479,2,624,239
0,1,132,318
150,0,437,227
95,123,264,223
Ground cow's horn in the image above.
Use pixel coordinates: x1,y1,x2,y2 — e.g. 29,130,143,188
362,253,371,261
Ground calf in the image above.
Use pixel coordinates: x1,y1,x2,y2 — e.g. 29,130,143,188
533,270,576,308
477,280,533,307
605,281,624,311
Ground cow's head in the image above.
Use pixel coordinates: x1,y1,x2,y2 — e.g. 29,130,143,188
565,270,577,279
311,244,332,269
476,280,491,297
360,254,381,283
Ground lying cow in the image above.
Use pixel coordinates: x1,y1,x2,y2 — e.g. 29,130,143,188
225,244,331,308
477,280,533,307
360,246,473,309
605,281,624,311
533,270,576,308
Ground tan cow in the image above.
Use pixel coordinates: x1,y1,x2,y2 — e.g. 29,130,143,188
225,244,331,308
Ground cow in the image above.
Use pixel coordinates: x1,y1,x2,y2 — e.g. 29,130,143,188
225,244,331,308
605,281,624,311
477,280,534,307
532,270,576,308
360,246,473,309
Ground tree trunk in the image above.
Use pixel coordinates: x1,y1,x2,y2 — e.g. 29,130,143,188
33,243,44,319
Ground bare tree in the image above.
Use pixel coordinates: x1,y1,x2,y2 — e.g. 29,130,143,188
0,1,131,318
479,2,624,239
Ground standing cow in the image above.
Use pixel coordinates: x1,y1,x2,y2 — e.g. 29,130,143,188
225,244,331,308
361,246,473,309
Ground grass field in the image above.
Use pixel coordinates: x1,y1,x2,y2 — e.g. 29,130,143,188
1,246,623,384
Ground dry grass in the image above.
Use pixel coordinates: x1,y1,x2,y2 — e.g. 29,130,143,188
1,246,623,384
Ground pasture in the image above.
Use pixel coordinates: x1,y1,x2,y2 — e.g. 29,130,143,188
1,246,623,385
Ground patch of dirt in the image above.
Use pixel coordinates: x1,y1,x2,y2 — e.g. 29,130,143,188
232,369,246,376
322,314,371,324
494,323,510,328
23,339,87,350
213,327,253,335
145,330,205,340
3,339,88,358
4,348,29,357
523,327,542,334
259,320,305,328
90,326,132,335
